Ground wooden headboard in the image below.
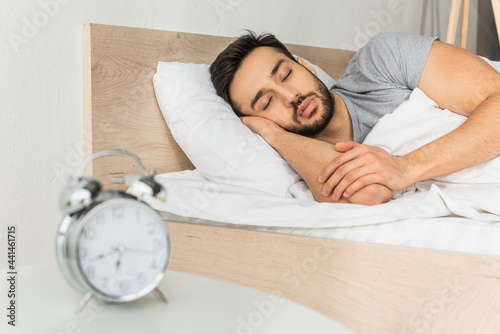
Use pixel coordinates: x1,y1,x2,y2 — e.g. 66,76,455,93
83,23,355,181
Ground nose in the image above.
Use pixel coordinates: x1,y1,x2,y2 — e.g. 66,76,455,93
278,85,300,107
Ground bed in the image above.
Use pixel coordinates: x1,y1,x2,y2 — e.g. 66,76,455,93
83,23,500,333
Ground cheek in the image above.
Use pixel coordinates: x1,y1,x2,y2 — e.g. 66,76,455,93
268,106,293,125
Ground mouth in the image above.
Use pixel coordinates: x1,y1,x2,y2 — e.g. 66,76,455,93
298,97,316,118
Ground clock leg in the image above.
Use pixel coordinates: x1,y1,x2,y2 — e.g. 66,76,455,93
75,291,94,314
152,287,168,304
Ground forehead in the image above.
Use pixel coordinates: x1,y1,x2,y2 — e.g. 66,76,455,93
229,47,290,110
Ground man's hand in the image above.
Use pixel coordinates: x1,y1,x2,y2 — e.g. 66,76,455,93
318,141,415,201
240,116,283,139
241,121,392,205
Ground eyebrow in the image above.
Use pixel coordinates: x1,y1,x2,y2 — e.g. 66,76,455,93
250,59,286,110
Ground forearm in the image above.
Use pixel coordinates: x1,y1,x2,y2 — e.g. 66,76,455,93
263,128,391,205
402,93,500,184
409,40,500,183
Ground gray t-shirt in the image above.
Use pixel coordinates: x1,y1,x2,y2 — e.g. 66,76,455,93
331,33,438,143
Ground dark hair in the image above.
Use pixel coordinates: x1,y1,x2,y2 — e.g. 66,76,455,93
209,30,296,116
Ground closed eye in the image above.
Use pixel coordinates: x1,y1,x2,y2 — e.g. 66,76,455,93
282,69,292,82
263,96,273,110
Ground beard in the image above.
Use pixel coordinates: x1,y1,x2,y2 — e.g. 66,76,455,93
284,77,335,137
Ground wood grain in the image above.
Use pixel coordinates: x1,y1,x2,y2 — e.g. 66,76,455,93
460,0,470,48
446,0,462,45
493,0,500,46
167,221,500,334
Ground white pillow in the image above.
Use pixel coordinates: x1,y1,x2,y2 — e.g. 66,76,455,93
153,59,335,197
363,88,500,185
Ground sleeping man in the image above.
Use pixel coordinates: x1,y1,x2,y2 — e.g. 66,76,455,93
209,31,500,206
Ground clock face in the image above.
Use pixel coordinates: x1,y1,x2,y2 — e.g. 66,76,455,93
76,198,169,301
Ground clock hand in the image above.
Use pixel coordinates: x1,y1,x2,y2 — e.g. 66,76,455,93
115,252,123,272
88,247,119,262
115,244,126,273
124,247,157,254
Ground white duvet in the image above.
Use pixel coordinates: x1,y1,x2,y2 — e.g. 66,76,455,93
138,86,500,229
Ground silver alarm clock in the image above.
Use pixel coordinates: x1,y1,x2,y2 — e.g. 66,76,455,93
57,150,170,309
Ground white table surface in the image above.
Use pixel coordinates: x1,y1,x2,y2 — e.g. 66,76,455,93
1,264,356,334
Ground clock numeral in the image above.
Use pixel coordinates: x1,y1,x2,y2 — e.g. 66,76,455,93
79,247,88,259
137,273,146,284
112,205,124,218
118,281,128,292
152,238,162,251
95,213,105,225
147,222,156,235
135,210,141,222
85,266,95,279
83,227,97,240
100,277,109,289
150,260,158,270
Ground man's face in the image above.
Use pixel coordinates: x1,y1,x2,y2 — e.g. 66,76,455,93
228,46,334,137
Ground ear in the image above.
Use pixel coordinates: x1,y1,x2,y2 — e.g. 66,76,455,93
297,56,318,76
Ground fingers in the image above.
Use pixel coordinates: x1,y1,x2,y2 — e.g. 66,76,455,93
332,166,380,201
318,161,337,184
320,155,366,196
318,144,386,200
334,141,359,153
318,143,408,202
239,116,251,126
240,116,268,135
318,143,367,185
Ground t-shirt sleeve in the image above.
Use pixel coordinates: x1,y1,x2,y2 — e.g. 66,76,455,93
337,33,438,92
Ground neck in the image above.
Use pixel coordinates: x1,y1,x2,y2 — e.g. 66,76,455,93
313,92,353,144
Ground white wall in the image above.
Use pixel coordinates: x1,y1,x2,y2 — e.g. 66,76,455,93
2,0,485,267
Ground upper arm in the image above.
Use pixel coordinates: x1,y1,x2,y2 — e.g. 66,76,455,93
419,40,500,116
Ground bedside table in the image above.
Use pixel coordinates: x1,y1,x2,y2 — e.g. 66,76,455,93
1,264,356,334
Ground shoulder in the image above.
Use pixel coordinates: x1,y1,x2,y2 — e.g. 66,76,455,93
345,33,438,78
346,33,402,72
355,33,400,57
341,33,404,81
363,32,402,49
356,32,437,58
